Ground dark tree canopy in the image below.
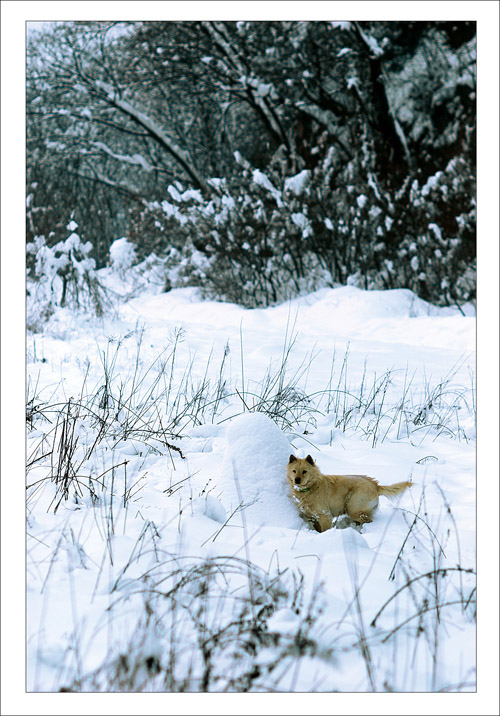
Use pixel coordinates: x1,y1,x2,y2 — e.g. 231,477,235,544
27,20,476,307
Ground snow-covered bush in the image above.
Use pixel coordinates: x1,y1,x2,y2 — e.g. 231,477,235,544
325,155,476,308
396,157,476,306
124,152,474,309
125,166,337,307
26,219,104,329
109,237,137,273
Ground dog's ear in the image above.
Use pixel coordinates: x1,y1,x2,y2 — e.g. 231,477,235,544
305,455,315,465
288,454,297,464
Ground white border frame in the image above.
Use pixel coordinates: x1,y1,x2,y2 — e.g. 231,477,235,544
2,2,498,714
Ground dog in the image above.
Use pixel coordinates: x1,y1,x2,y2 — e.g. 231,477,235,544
286,454,412,532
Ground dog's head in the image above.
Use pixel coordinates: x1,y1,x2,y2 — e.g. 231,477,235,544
287,454,318,491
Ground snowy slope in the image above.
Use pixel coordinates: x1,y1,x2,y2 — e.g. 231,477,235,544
26,282,476,693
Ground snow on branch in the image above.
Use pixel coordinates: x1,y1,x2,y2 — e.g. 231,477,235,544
294,101,353,159
354,22,385,58
94,80,207,191
201,21,290,150
92,141,155,172
252,169,283,206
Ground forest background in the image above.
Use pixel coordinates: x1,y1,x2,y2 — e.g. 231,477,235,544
26,18,476,311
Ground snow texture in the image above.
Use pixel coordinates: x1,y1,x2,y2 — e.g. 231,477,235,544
25,269,476,694
252,169,283,206
109,237,137,271
284,169,310,196
218,412,302,527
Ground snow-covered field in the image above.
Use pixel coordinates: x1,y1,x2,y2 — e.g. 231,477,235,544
25,272,477,694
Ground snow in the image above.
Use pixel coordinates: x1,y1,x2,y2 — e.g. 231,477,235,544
109,237,137,271
362,32,384,58
219,412,302,526
291,211,313,237
25,269,476,693
180,188,203,203
256,82,272,97
284,169,310,196
252,169,283,206
93,141,154,172
207,177,225,190
160,198,189,224
428,222,442,240
368,172,382,201
167,184,183,202
331,21,352,31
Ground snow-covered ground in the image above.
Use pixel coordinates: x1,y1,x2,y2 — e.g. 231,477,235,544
25,274,476,694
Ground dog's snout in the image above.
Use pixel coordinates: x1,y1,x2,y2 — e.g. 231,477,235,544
294,477,301,484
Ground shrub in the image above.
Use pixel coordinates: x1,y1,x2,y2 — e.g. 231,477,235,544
125,152,475,308
27,218,105,328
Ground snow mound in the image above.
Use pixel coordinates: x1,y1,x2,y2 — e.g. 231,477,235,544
109,237,137,271
191,495,226,523
274,284,473,321
218,412,302,528
302,285,442,319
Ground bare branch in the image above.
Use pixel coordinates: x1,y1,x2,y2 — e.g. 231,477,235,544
294,101,354,159
94,80,208,191
69,168,143,200
202,21,291,151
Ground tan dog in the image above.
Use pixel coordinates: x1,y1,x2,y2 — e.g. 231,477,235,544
287,454,412,532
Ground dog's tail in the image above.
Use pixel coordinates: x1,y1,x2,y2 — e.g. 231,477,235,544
377,481,412,498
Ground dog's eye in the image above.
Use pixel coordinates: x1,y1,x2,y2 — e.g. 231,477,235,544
302,470,306,475
292,470,296,474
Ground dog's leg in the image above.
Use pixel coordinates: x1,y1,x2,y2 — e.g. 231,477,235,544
349,510,373,524
314,513,333,532
345,493,378,525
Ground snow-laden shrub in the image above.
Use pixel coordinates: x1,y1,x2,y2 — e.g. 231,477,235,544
27,219,104,329
345,155,476,305
124,151,475,309
402,157,475,306
126,166,338,306
109,237,137,273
